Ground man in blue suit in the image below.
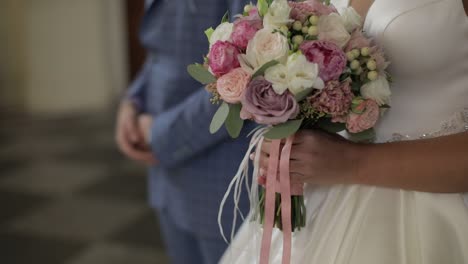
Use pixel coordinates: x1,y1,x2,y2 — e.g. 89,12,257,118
115,0,252,263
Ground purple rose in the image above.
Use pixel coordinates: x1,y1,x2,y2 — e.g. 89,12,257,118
300,40,347,82
309,80,354,121
240,77,299,125
208,41,241,77
231,16,263,50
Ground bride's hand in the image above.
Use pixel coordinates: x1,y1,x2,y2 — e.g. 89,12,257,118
258,130,364,186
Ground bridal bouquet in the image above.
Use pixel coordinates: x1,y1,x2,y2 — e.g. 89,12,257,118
188,0,391,262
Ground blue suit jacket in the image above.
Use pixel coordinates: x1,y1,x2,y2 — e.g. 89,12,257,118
128,0,253,238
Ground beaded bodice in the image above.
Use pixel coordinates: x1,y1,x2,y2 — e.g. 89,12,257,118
390,108,468,141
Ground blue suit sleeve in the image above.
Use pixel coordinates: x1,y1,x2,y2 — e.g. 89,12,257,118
150,88,232,168
125,58,152,111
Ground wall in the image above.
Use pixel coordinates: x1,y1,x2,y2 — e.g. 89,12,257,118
0,0,26,113
0,0,128,116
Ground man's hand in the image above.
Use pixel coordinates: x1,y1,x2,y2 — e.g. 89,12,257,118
138,114,154,145
115,100,157,165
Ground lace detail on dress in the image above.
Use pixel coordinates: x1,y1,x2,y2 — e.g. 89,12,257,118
389,108,468,142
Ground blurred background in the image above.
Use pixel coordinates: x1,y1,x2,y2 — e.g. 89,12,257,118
0,0,169,263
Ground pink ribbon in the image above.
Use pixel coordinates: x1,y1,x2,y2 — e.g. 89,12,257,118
259,135,303,264
260,139,280,264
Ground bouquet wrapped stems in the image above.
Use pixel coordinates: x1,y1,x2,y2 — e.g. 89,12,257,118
258,188,306,231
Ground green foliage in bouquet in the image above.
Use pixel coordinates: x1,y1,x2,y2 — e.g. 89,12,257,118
187,64,216,84
264,119,303,140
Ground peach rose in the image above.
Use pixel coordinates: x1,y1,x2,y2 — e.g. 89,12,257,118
216,68,251,104
346,99,379,133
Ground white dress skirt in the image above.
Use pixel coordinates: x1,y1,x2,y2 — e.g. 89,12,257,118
220,0,468,263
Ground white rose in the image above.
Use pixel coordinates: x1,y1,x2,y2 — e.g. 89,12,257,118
263,0,292,30
265,53,324,95
318,13,351,48
243,28,289,73
339,7,362,33
360,75,391,106
209,22,233,48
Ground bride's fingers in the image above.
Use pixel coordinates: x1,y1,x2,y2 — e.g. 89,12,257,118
257,174,267,185
290,160,308,176
290,172,305,184
261,140,290,155
289,149,310,162
259,153,269,170
290,160,307,183
261,140,271,155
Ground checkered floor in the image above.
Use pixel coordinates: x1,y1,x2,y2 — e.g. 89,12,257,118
0,112,170,264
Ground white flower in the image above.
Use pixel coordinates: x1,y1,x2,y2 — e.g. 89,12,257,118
360,75,391,105
264,64,289,94
318,13,351,48
263,0,292,30
265,53,325,95
209,22,233,48
287,53,324,94
339,7,362,33
241,28,289,73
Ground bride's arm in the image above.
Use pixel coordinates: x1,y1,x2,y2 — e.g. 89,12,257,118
258,131,468,193
357,132,468,193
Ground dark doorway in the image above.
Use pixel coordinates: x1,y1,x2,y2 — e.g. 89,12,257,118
125,0,147,82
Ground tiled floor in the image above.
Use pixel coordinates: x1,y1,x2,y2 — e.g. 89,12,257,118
0,113,169,264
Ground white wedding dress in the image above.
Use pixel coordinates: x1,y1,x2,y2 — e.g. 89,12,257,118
220,0,468,263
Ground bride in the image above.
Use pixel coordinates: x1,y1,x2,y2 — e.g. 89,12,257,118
221,0,468,263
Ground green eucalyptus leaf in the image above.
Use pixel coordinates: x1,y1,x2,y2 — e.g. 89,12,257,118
348,128,376,143
221,11,230,23
294,88,313,102
316,119,346,133
187,64,216,84
225,104,244,138
264,119,303,140
257,0,269,17
252,60,279,79
210,102,229,134
204,27,214,41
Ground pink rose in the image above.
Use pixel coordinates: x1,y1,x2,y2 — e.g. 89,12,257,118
345,30,372,52
300,40,347,82
248,7,259,17
240,77,299,125
208,41,241,77
289,0,337,23
370,46,390,72
346,99,379,133
310,80,354,119
216,68,251,104
231,16,263,50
